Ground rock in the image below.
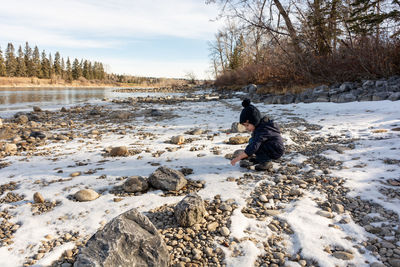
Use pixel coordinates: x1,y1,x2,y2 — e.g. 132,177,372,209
70,172,82,177
187,128,203,135
171,135,185,145
4,143,17,153
148,166,187,191
370,262,386,267
372,92,390,101
74,189,99,202
289,188,302,196
337,93,356,103
150,109,162,116
113,112,130,120
33,106,42,112
220,227,230,237
362,80,375,89
33,192,45,204
30,131,46,139
316,210,334,218
16,115,29,124
227,136,249,145
122,176,149,193
332,204,345,214
174,193,206,227
259,195,268,202
60,107,67,112
388,258,400,267
0,128,14,139
110,146,129,157
207,222,219,232
231,122,246,133
0,118,2,127
74,208,168,267
381,241,396,249
243,84,257,94
332,251,354,260
388,92,400,101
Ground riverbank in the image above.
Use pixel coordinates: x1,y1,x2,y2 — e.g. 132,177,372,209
0,92,399,266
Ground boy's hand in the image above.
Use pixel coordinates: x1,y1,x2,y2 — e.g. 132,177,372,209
230,152,248,166
231,158,240,166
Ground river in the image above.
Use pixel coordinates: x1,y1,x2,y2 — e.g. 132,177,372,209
0,87,184,117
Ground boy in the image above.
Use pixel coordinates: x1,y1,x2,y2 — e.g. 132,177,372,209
230,99,284,171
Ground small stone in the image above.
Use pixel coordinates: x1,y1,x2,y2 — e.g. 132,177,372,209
109,146,129,157
122,176,149,193
388,258,400,267
74,189,99,202
227,136,249,145
332,251,354,260
171,135,185,145
70,172,81,177
45,234,53,240
316,210,334,218
35,253,44,260
33,192,45,204
207,222,219,232
220,227,230,237
259,195,268,202
33,106,42,112
332,204,345,214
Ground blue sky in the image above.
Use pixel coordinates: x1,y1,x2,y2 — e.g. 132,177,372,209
0,0,222,79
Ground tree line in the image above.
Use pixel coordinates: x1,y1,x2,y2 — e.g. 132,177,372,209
208,0,400,89
0,42,106,81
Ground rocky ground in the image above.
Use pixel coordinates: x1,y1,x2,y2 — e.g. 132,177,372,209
0,90,399,267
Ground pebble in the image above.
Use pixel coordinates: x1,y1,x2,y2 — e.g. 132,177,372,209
74,189,99,202
332,251,354,260
70,172,82,177
33,192,45,204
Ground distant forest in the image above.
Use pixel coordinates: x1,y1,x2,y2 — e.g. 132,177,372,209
0,42,106,82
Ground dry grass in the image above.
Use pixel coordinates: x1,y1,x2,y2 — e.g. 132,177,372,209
372,129,388,133
0,77,118,88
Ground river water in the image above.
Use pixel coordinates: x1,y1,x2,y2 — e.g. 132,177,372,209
0,87,186,117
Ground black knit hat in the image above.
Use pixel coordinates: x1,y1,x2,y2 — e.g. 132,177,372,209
239,99,262,126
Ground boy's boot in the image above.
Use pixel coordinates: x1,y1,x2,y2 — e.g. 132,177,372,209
239,159,252,168
255,161,273,171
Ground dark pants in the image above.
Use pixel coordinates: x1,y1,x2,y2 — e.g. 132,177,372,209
249,138,271,164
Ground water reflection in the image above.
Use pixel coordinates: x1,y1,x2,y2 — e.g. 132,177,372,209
0,87,111,112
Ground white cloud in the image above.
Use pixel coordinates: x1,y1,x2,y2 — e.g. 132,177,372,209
0,0,221,41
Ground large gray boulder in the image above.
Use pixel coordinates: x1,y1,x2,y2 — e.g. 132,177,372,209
74,208,168,267
337,93,357,103
388,92,400,101
148,166,187,191
372,92,390,101
174,193,206,227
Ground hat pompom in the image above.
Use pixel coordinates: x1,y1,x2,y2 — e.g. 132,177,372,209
242,99,251,107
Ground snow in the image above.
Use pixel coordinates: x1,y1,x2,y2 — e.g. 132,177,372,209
0,92,399,266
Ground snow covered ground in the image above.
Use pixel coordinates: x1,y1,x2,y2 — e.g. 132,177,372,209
0,93,399,267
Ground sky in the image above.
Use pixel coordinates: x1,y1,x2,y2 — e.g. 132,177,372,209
0,0,223,79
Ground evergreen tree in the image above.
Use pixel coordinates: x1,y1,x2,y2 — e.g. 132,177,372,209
54,52,62,76
66,57,73,82
24,42,34,76
72,58,82,79
5,43,17,77
16,45,27,77
32,46,41,77
82,60,90,79
48,53,54,77
0,47,6,76
41,50,50,78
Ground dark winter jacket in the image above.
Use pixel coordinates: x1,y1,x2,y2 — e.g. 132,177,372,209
244,116,284,159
